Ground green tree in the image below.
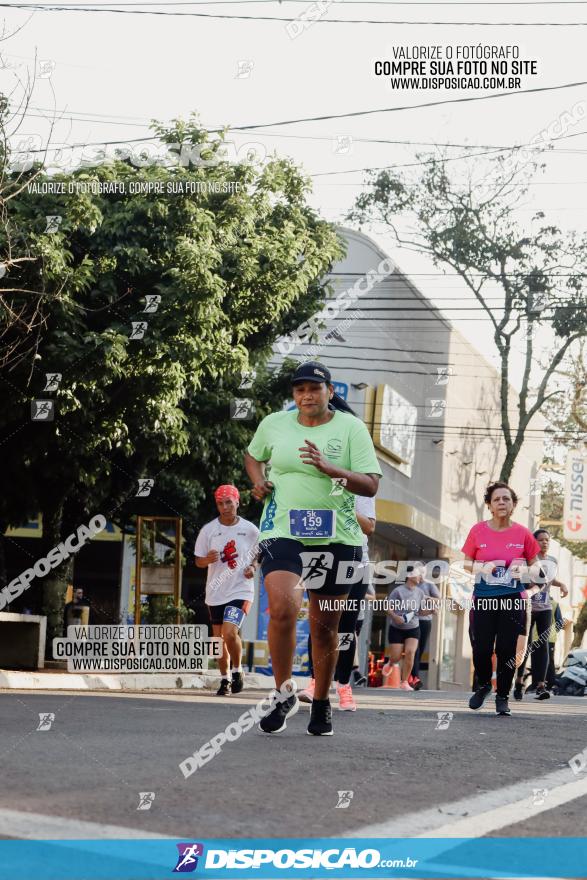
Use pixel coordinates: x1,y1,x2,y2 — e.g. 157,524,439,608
0,118,344,649
539,478,587,562
348,152,587,481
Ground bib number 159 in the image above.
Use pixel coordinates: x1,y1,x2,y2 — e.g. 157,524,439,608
289,509,335,539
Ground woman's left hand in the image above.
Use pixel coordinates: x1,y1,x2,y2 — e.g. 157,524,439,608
299,439,336,476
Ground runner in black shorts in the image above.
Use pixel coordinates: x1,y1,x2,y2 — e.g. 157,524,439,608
300,493,376,711
382,564,426,691
245,361,381,736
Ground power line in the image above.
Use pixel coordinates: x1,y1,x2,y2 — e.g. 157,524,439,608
15,125,587,153
12,102,587,162
309,140,587,175
328,271,587,277
12,1,587,4
4,2,587,22
230,82,587,131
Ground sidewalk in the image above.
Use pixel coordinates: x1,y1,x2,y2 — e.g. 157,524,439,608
0,668,276,692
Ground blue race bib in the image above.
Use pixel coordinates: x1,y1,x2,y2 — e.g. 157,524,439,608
223,605,246,628
289,509,335,539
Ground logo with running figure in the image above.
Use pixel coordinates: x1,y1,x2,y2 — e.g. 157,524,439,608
335,790,354,809
329,477,347,496
298,551,334,590
173,843,204,873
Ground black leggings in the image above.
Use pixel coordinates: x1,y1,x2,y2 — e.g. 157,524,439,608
517,609,552,684
546,642,556,689
412,617,432,679
469,596,530,699
307,580,368,685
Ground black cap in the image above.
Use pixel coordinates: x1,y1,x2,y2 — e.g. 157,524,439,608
291,361,332,385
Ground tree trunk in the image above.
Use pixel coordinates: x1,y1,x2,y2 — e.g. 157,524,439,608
42,568,72,657
0,521,7,586
40,498,70,659
498,446,518,483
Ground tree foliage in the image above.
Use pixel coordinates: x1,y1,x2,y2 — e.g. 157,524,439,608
0,118,344,643
348,151,587,481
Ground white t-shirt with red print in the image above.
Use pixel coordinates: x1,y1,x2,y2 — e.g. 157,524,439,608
194,517,259,606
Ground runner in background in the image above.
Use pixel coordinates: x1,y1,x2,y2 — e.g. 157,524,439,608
514,528,568,701
383,564,427,691
462,482,541,716
410,566,441,690
547,600,565,691
194,485,259,696
353,581,376,686
299,493,376,711
245,361,381,736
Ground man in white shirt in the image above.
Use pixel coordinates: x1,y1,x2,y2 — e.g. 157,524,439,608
194,485,259,696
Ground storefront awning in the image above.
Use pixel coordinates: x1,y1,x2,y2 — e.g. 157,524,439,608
375,499,466,554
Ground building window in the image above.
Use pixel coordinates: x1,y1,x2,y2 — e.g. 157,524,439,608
373,384,417,476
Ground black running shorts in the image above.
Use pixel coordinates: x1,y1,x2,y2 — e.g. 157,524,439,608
259,538,362,597
388,624,421,644
207,599,251,627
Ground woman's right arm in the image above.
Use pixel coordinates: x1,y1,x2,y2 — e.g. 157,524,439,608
244,451,273,501
195,553,217,568
463,555,475,575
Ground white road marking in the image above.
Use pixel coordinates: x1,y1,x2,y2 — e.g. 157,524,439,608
349,767,587,879
348,766,587,838
0,808,174,840
418,773,587,838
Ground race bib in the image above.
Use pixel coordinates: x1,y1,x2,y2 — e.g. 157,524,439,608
289,509,335,539
487,564,511,585
223,605,246,628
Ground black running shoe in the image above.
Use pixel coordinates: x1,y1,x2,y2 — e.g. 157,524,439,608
231,671,244,694
513,682,524,701
411,676,424,691
468,683,493,710
259,694,299,734
307,698,334,736
496,696,511,716
535,685,551,701
216,678,231,696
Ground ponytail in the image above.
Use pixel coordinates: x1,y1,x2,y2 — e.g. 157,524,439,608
329,392,357,416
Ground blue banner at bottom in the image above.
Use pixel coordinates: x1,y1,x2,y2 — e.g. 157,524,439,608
0,838,585,879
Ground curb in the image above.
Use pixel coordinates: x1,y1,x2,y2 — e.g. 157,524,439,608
0,669,275,692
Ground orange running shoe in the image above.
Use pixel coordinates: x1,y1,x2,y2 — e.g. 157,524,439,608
298,678,315,704
336,683,357,712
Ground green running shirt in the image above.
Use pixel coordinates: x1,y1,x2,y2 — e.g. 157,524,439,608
247,409,382,546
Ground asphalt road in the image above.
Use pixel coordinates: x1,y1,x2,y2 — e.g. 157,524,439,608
1,687,586,842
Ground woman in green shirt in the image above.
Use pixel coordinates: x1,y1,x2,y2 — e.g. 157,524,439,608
245,361,382,737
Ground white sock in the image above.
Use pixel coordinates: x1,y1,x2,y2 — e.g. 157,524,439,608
233,666,243,674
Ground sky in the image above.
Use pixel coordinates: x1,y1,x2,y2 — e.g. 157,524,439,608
2,0,587,383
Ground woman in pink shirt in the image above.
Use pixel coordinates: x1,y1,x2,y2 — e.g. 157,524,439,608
461,482,541,716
